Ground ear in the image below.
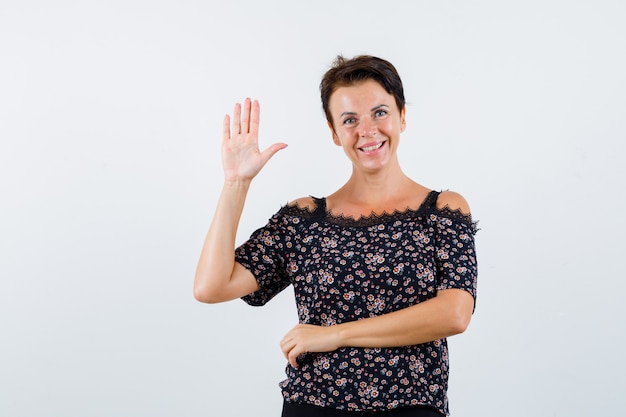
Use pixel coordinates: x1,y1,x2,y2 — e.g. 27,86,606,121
400,107,407,132
328,120,342,146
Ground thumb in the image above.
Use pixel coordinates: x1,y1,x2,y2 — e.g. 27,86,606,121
259,142,288,164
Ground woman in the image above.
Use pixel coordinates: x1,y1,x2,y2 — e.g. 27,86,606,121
194,55,478,416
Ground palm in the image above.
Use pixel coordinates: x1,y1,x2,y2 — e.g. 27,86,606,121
222,99,286,181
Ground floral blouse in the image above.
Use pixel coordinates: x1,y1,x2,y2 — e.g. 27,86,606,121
234,191,478,416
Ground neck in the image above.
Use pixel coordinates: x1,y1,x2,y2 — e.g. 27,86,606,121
333,164,417,208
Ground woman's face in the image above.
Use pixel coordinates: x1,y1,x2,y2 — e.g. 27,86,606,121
328,79,406,173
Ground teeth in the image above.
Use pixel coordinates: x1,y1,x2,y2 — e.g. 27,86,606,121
361,142,383,152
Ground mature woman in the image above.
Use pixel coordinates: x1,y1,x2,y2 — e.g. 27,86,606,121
194,55,478,417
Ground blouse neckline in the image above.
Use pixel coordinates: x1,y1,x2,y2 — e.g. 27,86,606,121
281,190,476,231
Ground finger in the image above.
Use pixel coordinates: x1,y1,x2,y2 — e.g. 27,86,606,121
232,102,241,135
281,343,292,361
288,347,302,369
280,336,295,358
259,142,288,165
241,98,251,134
222,114,231,142
249,99,260,135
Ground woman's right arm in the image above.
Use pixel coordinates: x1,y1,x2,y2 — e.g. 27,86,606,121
193,98,287,303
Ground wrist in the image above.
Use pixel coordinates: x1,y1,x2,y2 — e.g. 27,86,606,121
334,322,349,349
223,178,252,190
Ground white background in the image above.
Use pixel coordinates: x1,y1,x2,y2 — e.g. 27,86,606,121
1,1,625,416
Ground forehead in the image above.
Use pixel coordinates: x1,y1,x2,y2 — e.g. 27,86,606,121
329,79,395,113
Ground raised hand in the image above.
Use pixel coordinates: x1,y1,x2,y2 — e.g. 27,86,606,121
222,98,287,182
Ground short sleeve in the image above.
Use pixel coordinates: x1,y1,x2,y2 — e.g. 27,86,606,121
235,212,291,306
433,215,478,303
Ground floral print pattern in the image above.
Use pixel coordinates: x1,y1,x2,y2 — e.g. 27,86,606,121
235,191,478,416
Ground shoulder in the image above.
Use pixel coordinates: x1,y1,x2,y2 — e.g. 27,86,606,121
286,196,318,212
436,190,471,215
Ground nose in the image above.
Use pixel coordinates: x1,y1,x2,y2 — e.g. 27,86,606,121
358,118,377,138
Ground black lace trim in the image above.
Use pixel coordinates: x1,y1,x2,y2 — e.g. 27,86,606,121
279,196,478,233
436,205,480,234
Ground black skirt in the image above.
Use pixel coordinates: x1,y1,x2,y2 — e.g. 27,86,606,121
281,401,444,417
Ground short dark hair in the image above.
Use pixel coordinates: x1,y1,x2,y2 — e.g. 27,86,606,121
320,55,405,128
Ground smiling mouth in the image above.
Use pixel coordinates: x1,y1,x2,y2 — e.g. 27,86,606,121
360,142,384,152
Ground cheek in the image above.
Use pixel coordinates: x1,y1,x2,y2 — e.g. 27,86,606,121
329,122,341,145
334,127,357,145
378,120,395,134
332,129,350,146
383,119,403,134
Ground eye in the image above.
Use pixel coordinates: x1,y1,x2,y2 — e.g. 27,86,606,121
374,109,388,118
342,117,357,126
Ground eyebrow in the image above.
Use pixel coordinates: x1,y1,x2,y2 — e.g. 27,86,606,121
371,104,390,112
339,104,390,118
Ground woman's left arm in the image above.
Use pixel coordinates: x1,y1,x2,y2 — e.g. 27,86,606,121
280,288,474,368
